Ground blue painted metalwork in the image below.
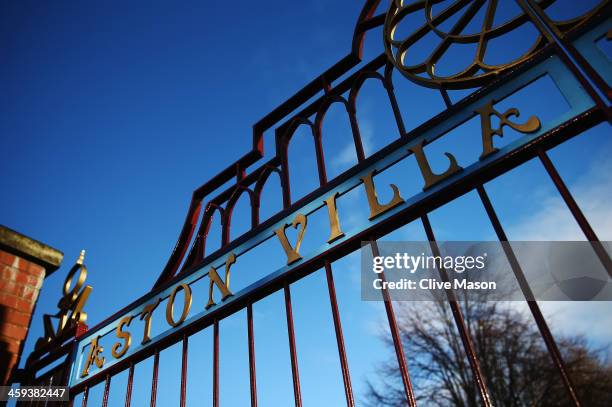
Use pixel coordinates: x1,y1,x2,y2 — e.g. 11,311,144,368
572,17,612,101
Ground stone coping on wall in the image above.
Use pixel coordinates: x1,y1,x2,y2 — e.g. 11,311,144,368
0,225,63,275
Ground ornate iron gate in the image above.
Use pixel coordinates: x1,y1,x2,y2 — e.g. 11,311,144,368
20,1,611,406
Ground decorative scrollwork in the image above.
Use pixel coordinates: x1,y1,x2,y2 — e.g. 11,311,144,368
34,250,92,349
383,0,605,89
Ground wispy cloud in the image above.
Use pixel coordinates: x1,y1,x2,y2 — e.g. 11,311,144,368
504,156,612,353
506,163,612,241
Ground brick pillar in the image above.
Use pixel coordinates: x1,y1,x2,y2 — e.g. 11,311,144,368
0,225,62,385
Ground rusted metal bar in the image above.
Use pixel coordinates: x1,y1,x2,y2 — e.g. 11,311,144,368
101,374,111,407
150,351,159,407
247,303,258,407
476,184,582,406
284,282,302,407
538,149,612,277
180,334,188,407
420,215,493,406
81,386,88,407
124,363,134,407
324,261,355,407
368,240,418,407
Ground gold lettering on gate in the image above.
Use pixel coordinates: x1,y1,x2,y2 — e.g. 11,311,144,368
140,298,161,344
81,336,105,378
206,252,236,309
475,100,541,160
323,193,345,244
111,315,134,359
361,171,404,220
274,213,308,265
166,283,193,327
409,140,463,190
73,102,544,376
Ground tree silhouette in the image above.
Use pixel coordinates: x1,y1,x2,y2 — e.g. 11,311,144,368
366,298,612,406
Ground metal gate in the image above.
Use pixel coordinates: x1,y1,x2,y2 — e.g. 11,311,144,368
19,1,611,406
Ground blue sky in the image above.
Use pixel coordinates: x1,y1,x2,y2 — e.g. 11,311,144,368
2,1,611,406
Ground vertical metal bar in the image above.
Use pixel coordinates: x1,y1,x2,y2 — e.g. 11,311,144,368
102,374,111,407
538,149,612,277
313,128,328,186
221,210,230,248
61,345,76,396
420,214,493,406
40,377,51,407
252,189,260,228
125,363,134,407
213,319,220,407
284,282,302,407
81,386,88,407
476,184,582,406
247,303,258,407
347,105,366,162
383,65,408,137
150,350,159,407
387,87,407,137
180,334,188,407
280,142,292,208
48,373,57,407
368,241,418,407
324,261,355,407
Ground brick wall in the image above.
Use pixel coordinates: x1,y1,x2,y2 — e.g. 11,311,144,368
0,225,62,386
0,250,45,384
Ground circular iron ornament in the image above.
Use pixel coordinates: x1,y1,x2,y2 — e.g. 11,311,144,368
383,0,605,89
